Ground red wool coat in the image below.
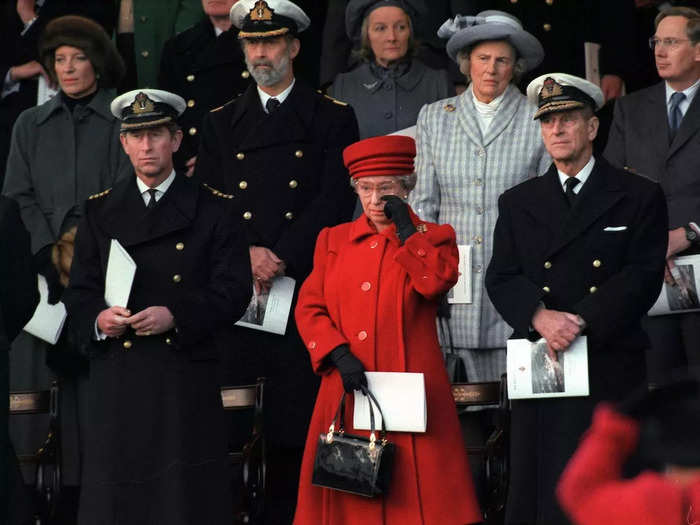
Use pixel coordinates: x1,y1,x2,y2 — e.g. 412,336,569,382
558,404,700,525
293,212,481,525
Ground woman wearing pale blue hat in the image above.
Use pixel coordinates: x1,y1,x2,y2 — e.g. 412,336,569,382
328,0,454,140
409,9,550,491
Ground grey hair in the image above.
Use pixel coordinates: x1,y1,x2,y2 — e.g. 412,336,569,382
352,10,416,63
349,173,417,193
655,6,700,45
456,39,526,85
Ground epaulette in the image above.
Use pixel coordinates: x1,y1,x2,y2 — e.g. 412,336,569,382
202,183,233,199
88,188,111,200
316,90,348,106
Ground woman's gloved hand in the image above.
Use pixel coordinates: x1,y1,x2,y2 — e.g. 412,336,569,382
382,195,416,245
329,344,367,393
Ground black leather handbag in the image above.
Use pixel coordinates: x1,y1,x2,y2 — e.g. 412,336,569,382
311,386,395,497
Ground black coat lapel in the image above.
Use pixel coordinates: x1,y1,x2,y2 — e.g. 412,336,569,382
669,87,700,158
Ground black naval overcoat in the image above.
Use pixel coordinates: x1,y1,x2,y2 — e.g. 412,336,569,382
485,158,668,525
195,81,359,447
64,173,252,525
158,18,252,171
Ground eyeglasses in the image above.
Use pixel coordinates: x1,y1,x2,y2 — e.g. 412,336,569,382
648,37,690,50
355,181,401,197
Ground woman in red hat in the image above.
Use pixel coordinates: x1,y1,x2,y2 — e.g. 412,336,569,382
293,135,481,525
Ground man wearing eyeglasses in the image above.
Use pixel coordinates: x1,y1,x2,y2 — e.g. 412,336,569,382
605,6,700,387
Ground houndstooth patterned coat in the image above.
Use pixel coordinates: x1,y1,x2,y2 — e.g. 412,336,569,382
411,83,550,382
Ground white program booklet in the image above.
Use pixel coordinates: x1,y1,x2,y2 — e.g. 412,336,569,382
507,336,589,399
105,239,136,307
448,245,472,304
353,372,426,433
23,275,67,345
649,254,700,316
235,276,295,335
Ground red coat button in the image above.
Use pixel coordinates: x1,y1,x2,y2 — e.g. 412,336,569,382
358,331,368,341
370,241,378,249
361,281,371,291
417,248,426,257
308,341,317,350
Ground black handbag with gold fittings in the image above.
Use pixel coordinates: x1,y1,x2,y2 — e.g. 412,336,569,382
311,385,395,497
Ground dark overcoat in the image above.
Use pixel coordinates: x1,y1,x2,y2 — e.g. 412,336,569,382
195,81,359,447
485,158,668,525
64,174,252,525
158,18,252,171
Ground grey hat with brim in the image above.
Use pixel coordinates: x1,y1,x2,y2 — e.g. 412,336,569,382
438,10,544,70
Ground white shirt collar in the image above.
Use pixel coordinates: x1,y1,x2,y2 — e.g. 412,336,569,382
257,78,295,113
214,26,224,37
665,78,700,114
136,170,176,205
557,156,595,194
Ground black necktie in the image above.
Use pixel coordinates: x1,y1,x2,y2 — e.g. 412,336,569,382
564,177,580,207
266,97,280,114
669,91,686,139
146,188,158,209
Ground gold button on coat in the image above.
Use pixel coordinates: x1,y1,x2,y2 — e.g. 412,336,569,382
241,70,250,79
165,337,172,345
188,127,197,136
173,274,182,283
294,150,303,158
593,259,602,268
543,23,552,31
239,181,248,189
141,50,149,58
236,152,245,160
186,74,195,82
544,261,552,269
176,242,184,251
288,180,298,188
243,211,252,220
542,286,550,293
123,340,132,349
590,286,598,294
284,212,293,220
187,99,195,108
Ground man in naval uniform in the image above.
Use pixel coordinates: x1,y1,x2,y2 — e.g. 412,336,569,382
194,1,359,521
64,89,252,525
158,0,253,175
485,74,668,525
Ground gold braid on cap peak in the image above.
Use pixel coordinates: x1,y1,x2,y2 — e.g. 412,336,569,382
202,183,233,199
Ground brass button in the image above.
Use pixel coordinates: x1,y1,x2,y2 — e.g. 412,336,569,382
188,127,197,136
243,211,252,220
308,341,317,350
593,259,602,268
140,15,147,22
165,337,172,345
173,274,182,283
284,212,293,220
473,235,482,244
176,242,184,251
236,152,245,160
141,50,150,58
123,340,132,350
239,180,248,190
289,179,298,189
361,281,371,291
186,74,195,82
589,286,598,294
544,261,552,269
542,286,550,293
358,330,368,341
543,23,552,31
187,99,195,108
241,70,250,79
294,150,303,158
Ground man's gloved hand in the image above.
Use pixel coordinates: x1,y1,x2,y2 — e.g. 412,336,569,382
329,344,367,393
382,195,416,245
34,245,63,304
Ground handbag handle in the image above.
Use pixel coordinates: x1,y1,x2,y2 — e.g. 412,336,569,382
326,386,388,449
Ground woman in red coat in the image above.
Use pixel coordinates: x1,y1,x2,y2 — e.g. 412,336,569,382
293,135,481,525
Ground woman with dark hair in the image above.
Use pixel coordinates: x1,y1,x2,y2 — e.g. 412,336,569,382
328,0,453,139
2,14,130,496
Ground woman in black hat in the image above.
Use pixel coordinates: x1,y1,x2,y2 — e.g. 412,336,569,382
328,0,453,140
2,14,131,495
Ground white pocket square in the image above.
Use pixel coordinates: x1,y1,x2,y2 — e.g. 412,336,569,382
604,226,627,232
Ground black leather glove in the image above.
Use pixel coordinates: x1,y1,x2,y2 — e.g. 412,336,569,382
329,344,367,393
382,195,416,245
33,245,63,305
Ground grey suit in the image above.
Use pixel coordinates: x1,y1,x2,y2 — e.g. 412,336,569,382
605,80,700,384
